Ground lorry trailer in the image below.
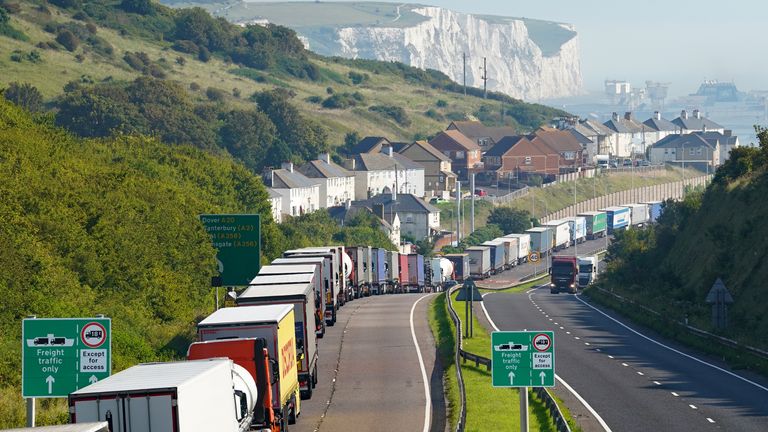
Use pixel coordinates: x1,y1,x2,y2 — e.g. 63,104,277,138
398,253,409,293
466,246,492,279
385,251,400,292
271,256,336,327
600,206,631,233
481,240,506,274
542,220,571,250
642,201,663,223
504,233,530,264
371,248,387,294
443,254,469,281
236,283,318,400
526,227,554,256
255,264,324,337
405,254,425,292
498,236,519,269
563,216,587,245
625,203,649,227
577,211,608,239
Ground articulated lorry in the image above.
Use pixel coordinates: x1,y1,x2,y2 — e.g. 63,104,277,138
625,203,649,227
69,359,261,432
504,233,530,264
578,211,608,239
283,247,348,321
347,246,372,297
405,254,425,292
444,253,469,281
642,201,663,223
481,240,505,274
371,248,387,294
543,220,571,250
236,282,318,400
385,250,400,292
271,255,336,327
196,305,300,429
526,227,554,257
550,256,578,294
600,206,631,233
564,216,587,245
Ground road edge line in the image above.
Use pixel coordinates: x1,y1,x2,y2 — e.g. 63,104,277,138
411,293,434,432
481,292,613,432
575,294,768,393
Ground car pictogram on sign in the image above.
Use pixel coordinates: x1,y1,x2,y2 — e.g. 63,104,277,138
533,333,552,352
81,323,107,348
494,343,529,352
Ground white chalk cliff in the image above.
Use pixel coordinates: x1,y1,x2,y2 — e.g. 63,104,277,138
324,7,582,101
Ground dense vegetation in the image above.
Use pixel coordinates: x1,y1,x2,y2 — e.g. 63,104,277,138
596,128,768,350
0,100,392,426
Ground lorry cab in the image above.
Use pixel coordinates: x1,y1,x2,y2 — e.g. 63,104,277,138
577,256,598,288
550,256,578,294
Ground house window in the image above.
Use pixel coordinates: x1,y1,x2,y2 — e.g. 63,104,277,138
664,149,668,155
456,151,465,159
564,152,575,160
405,214,414,223
689,148,695,156
697,148,702,155
524,156,532,165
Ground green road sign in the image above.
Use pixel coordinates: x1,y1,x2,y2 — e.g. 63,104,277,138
22,318,111,398
200,214,261,286
491,331,554,388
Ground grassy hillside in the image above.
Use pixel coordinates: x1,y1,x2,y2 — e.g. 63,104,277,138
593,136,768,364
0,0,565,150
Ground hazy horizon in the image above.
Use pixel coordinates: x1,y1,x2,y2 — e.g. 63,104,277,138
242,0,767,97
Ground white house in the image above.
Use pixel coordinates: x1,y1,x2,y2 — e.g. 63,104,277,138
603,112,646,157
649,132,724,168
364,194,440,241
298,154,355,208
267,188,282,223
270,163,321,217
346,148,425,200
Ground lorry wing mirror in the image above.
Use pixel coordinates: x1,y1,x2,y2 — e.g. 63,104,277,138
270,358,279,385
234,389,248,421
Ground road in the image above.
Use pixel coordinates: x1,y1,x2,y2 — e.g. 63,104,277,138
476,236,610,289
483,288,768,431
294,293,444,432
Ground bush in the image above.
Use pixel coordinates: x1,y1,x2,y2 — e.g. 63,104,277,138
424,108,443,121
369,105,410,126
348,71,369,85
3,82,44,112
205,87,226,102
436,99,448,108
56,29,80,52
172,40,199,55
305,95,322,104
48,0,81,9
197,46,210,62
322,92,365,109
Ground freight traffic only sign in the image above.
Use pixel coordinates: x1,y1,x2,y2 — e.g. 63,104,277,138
200,214,261,286
491,331,554,387
22,318,111,397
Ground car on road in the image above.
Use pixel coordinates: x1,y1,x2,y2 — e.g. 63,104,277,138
494,343,529,352
474,188,487,197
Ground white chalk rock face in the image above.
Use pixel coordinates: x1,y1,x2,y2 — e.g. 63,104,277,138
331,7,582,100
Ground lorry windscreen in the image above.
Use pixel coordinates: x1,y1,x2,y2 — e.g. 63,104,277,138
578,264,593,272
551,265,574,276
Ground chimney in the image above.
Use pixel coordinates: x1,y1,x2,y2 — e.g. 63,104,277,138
681,109,688,120
612,112,619,121
318,153,331,164
624,112,633,121
693,109,701,119
372,203,385,220
281,162,294,172
654,111,661,120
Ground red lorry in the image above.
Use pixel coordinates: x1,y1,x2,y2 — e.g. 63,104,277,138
550,256,578,294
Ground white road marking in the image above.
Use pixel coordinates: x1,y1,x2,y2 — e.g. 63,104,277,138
706,418,715,423
653,381,661,385
575,337,581,340
566,331,571,335
560,326,565,330
481,292,612,432
689,404,697,410
410,294,433,432
637,372,644,376
608,355,614,359
671,392,679,397
575,295,768,393
622,363,629,367
585,342,591,346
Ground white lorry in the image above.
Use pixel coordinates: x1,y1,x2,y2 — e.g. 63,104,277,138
69,359,259,432
577,256,598,288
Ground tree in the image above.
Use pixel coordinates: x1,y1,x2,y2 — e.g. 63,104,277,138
487,207,532,235
3,82,44,112
219,109,276,171
120,0,154,15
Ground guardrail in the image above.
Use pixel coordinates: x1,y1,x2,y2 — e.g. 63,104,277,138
593,286,768,361
481,186,530,205
533,387,572,432
459,350,491,371
446,286,467,432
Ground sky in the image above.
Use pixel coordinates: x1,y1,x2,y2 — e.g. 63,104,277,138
248,0,768,97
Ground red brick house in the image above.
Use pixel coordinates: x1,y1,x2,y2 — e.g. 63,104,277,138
484,136,560,178
528,127,584,173
429,129,482,181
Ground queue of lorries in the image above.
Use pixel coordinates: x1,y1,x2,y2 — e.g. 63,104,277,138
65,246,456,432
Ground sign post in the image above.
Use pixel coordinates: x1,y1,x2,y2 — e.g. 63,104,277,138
200,214,261,306
491,331,555,432
22,317,112,412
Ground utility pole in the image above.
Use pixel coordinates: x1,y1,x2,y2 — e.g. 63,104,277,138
481,57,488,99
470,173,475,233
456,181,462,244
463,53,467,96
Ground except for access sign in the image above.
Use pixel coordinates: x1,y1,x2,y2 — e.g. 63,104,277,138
200,214,261,286
491,331,554,388
22,318,111,398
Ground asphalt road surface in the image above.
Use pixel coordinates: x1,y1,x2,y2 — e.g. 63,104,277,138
483,288,768,431
294,293,444,432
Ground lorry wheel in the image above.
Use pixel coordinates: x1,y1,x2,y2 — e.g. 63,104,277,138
332,309,337,325
312,365,318,387
288,396,298,424
550,289,558,294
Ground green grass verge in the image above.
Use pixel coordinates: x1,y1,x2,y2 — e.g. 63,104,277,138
429,295,555,432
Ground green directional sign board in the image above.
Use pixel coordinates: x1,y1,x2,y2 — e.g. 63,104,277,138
22,318,111,398
491,331,554,388
200,214,261,286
